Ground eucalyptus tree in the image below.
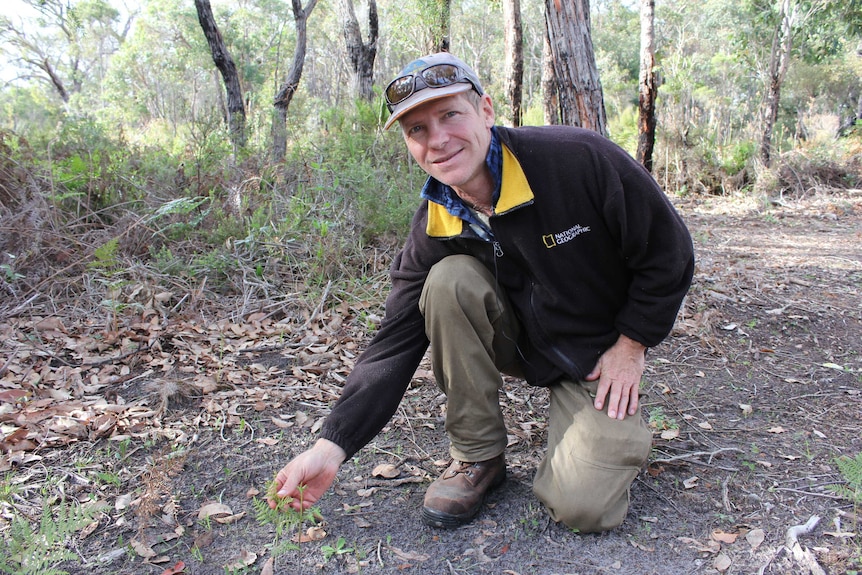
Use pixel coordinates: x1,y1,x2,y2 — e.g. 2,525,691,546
271,0,319,162
637,0,657,170
544,0,608,134
194,0,247,151
502,0,524,127
337,0,378,101
0,0,131,104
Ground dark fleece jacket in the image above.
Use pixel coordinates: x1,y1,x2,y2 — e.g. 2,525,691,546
320,125,695,459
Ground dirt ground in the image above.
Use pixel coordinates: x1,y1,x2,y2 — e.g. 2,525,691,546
1,189,861,575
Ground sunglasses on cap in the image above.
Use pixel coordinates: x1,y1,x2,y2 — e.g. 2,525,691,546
385,63,481,111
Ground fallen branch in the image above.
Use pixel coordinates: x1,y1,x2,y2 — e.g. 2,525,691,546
785,515,826,575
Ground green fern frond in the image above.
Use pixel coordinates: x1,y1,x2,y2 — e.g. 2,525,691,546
0,499,99,575
827,452,862,505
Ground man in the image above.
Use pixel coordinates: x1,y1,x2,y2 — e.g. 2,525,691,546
269,52,694,533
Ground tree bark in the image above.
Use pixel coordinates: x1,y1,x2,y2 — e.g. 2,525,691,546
542,25,559,125
544,0,607,135
760,0,793,167
338,0,378,101
272,0,319,162
503,0,524,127
194,0,247,151
636,0,657,171
426,0,451,53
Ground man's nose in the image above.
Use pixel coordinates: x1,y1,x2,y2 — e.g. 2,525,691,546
427,124,449,148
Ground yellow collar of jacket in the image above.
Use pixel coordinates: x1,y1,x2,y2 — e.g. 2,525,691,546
426,144,534,238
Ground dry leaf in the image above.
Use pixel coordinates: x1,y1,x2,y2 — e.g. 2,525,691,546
372,463,400,479
711,529,739,544
683,476,699,489
130,538,156,558
115,493,133,511
746,528,766,549
260,557,274,575
198,502,232,519
214,511,245,524
159,561,186,575
224,549,257,571
255,437,278,446
292,525,326,543
698,421,713,430
739,404,753,416
767,426,786,434
389,546,431,562
678,537,721,555
660,428,680,440
714,552,732,572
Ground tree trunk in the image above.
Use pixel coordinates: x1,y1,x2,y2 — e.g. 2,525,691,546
636,0,657,171
760,0,793,167
194,0,247,151
503,0,524,127
542,26,559,125
272,0,319,162
426,0,451,53
41,57,69,103
338,0,378,101
544,0,607,135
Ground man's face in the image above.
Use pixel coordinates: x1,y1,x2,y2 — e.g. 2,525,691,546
399,92,495,196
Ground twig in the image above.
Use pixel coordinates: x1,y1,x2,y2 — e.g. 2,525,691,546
653,447,743,464
303,280,332,328
770,487,846,501
0,346,19,377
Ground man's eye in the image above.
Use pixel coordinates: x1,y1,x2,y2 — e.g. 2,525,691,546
409,125,423,135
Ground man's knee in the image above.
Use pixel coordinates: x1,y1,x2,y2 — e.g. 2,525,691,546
533,464,638,533
421,255,492,313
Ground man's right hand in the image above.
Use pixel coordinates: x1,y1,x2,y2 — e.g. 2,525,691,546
267,438,346,511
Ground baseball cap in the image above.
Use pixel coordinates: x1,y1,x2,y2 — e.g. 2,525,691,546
383,52,484,130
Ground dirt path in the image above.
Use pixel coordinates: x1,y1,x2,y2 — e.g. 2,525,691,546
2,191,860,575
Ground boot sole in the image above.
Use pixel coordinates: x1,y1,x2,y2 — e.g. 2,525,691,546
421,470,506,529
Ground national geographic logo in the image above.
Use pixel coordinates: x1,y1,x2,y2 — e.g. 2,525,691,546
542,224,591,248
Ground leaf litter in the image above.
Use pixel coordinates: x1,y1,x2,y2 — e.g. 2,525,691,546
0,191,860,573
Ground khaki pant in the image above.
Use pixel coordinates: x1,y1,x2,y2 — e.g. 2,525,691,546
419,255,652,533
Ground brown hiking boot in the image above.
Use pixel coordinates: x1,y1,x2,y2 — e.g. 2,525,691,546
422,454,506,528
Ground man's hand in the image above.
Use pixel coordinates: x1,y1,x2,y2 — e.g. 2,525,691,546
267,438,346,511
585,334,646,420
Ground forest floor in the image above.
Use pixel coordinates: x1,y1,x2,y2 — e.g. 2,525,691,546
1,188,861,575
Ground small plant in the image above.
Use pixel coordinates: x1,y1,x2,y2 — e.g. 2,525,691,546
827,452,862,508
648,406,679,431
0,498,102,575
321,537,354,562
253,481,323,559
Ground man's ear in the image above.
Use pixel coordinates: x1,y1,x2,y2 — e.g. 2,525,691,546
481,94,495,127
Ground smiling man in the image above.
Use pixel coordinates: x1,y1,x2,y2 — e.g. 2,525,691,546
269,52,695,533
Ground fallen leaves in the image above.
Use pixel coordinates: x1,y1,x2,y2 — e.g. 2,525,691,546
0,310,362,470
679,526,768,573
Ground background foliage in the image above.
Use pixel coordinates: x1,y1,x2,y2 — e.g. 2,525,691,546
0,0,860,310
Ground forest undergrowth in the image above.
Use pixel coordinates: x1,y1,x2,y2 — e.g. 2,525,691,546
0,124,861,574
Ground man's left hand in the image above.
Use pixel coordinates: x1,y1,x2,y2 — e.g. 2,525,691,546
585,334,646,420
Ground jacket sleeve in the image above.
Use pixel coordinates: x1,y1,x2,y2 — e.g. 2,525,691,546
319,203,450,459
598,142,694,347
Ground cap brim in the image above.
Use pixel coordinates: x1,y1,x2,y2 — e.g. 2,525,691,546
383,83,473,130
